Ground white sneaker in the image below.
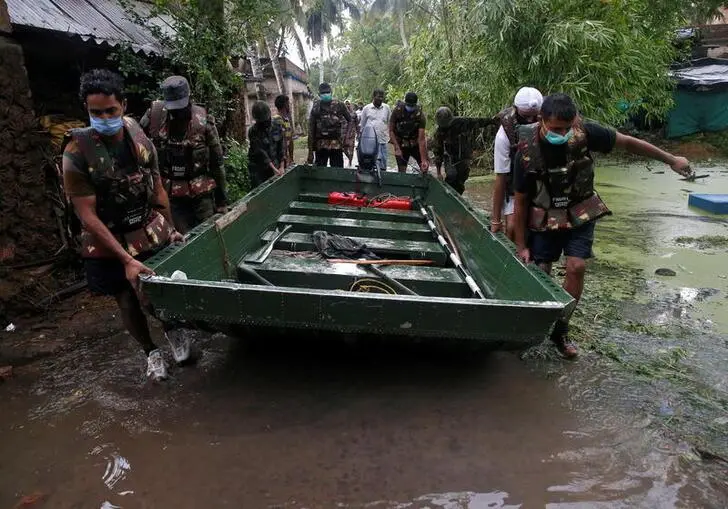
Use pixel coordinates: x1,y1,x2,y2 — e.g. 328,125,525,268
165,330,191,364
146,349,168,381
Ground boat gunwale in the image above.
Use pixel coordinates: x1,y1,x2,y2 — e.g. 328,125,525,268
141,275,568,310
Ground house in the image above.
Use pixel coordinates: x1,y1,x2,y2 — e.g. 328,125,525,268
695,7,728,58
241,57,313,134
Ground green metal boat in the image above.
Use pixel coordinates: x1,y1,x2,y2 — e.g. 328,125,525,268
140,166,575,350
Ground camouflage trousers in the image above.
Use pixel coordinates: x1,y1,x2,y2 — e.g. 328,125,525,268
445,159,470,195
170,193,215,234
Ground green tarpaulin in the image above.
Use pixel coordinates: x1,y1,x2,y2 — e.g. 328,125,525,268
667,58,728,139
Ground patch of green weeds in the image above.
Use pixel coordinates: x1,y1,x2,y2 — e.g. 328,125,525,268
675,235,728,250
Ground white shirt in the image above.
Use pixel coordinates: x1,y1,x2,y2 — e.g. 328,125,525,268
493,126,514,215
360,103,391,144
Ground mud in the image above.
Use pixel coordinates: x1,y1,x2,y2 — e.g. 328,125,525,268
1,163,727,508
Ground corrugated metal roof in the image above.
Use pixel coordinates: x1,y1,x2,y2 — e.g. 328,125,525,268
6,0,175,55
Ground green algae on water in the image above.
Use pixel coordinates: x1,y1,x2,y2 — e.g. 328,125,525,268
674,235,728,250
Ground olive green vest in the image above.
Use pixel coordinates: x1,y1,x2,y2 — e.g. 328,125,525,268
517,120,611,231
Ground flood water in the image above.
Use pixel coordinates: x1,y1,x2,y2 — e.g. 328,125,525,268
2,162,728,508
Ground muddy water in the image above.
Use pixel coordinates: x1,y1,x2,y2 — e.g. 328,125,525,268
2,165,728,508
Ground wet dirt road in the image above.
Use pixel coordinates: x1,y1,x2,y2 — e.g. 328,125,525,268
2,164,728,508
2,331,715,509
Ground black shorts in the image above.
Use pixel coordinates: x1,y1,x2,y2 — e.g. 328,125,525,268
84,251,158,296
85,258,131,296
529,221,596,264
395,146,421,168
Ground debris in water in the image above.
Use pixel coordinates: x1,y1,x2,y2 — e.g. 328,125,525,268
659,400,675,417
0,365,13,381
102,454,131,489
100,502,122,509
118,491,134,496
13,492,45,508
5,322,16,332
655,268,677,277
694,447,728,465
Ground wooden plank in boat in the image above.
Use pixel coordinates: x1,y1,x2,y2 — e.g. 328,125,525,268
277,214,432,242
259,231,447,264
237,256,470,298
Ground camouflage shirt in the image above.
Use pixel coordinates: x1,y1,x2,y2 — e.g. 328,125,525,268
390,104,427,148
248,120,285,174
273,113,294,164
308,100,352,151
432,117,496,166
63,129,160,198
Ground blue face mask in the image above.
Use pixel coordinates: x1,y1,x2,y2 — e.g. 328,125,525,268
320,93,333,102
404,104,416,113
544,129,574,145
90,115,124,136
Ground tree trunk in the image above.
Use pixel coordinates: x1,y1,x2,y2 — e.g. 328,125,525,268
265,35,286,95
319,37,325,85
247,42,267,101
291,29,310,75
440,0,454,61
398,11,408,50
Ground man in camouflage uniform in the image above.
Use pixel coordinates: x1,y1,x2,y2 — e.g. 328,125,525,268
390,92,429,173
307,82,352,168
141,76,227,234
343,100,359,166
63,69,186,381
512,93,693,358
248,101,285,188
273,94,294,167
432,106,497,194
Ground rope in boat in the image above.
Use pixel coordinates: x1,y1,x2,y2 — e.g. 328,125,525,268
349,278,397,294
367,193,411,208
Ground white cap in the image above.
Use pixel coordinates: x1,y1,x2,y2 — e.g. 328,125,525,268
513,87,543,112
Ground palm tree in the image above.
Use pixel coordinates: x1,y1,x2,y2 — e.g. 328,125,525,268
262,0,311,95
304,0,360,84
369,0,409,50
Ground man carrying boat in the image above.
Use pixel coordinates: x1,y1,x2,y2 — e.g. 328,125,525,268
390,92,429,174
491,87,543,241
63,69,187,381
432,107,497,193
248,101,285,188
140,76,227,234
307,82,352,168
512,93,693,358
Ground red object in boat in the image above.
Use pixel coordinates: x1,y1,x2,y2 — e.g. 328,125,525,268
328,192,367,207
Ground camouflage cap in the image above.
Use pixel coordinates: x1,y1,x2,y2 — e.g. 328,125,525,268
161,76,190,110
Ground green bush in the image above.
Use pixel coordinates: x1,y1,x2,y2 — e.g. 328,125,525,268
224,138,251,203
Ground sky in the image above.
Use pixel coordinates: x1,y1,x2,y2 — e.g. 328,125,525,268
285,25,341,71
